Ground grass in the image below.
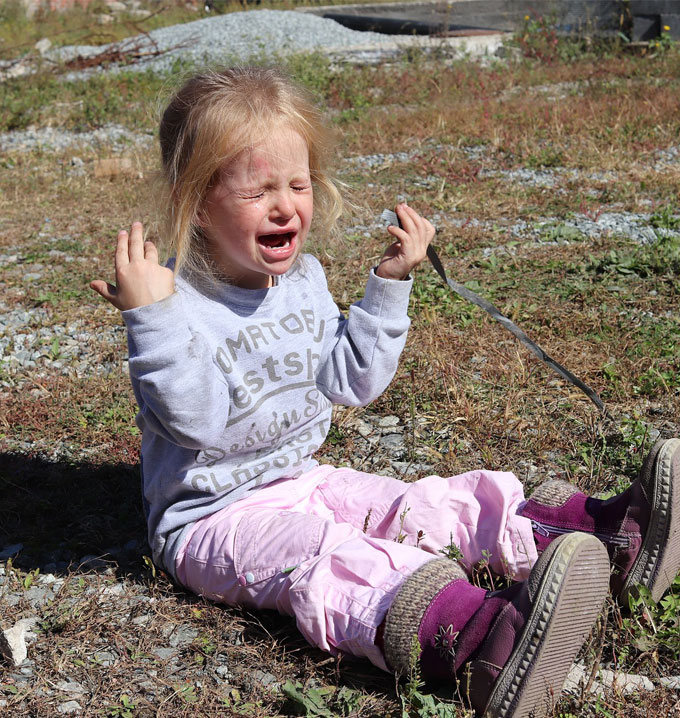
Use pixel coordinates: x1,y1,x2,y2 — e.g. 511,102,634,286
1,9,680,718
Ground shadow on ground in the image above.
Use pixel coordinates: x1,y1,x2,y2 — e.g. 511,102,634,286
0,452,147,576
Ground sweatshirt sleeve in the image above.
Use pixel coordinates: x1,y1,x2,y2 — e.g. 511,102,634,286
315,263,412,406
123,291,230,449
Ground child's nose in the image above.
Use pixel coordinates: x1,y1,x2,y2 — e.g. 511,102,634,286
271,190,295,220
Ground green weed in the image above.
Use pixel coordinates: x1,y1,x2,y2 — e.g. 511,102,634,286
397,636,464,718
439,533,465,563
173,683,198,704
650,204,680,230
585,235,680,279
282,681,336,717
325,423,345,446
559,413,652,486
540,223,586,243
526,147,564,168
411,272,480,326
650,23,676,54
282,681,367,717
633,365,680,397
613,575,680,667
106,694,136,718
513,14,559,62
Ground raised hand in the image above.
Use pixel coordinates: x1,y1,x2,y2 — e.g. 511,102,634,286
90,222,175,311
375,204,435,281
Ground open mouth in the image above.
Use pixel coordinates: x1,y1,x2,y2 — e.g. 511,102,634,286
258,232,294,249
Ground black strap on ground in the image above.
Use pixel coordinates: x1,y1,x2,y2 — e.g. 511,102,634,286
380,208,609,417
426,243,610,417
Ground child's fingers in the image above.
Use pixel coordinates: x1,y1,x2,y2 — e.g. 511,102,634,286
143,239,159,263
127,221,146,262
392,205,434,248
115,229,130,268
394,203,417,234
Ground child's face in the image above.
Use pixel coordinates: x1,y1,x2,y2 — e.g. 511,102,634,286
201,126,313,289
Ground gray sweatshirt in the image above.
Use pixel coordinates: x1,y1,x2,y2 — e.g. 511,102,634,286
122,255,413,577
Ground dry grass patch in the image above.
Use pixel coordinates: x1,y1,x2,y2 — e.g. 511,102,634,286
1,37,680,718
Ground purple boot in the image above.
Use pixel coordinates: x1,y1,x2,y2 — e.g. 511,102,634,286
383,533,609,718
520,438,680,602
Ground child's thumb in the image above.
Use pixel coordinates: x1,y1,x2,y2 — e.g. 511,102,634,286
90,280,118,306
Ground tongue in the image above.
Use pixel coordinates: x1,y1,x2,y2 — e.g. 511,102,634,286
260,234,289,248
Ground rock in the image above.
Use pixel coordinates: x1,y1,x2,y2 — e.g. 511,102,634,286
354,419,375,439
68,156,87,177
57,701,82,714
94,158,135,178
100,583,126,596
169,625,198,648
0,621,28,666
152,647,177,661
377,415,400,429
24,586,52,607
96,13,114,24
105,0,128,10
215,665,231,679
0,543,24,560
94,649,118,667
22,0,41,19
660,676,680,690
35,38,52,54
495,44,522,59
0,61,32,81
391,461,433,476
379,433,405,450
564,663,613,697
598,668,654,694
252,669,278,688
56,680,87,695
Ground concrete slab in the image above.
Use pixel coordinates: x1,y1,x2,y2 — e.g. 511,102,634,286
300,1,679,39
322,30,508,62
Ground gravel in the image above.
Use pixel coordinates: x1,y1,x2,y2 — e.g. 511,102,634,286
0,301,126,387
47,9,397,79
0,124,154,154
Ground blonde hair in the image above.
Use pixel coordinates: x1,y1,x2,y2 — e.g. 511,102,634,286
158,66,344,282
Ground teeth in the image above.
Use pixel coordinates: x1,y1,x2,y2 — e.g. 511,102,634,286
262,235,291,249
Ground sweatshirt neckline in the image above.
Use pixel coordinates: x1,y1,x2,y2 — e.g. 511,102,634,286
179,269,284,308
213,277,280,307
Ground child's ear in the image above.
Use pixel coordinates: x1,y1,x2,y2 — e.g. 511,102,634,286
195,203,208,228
195,194,214,229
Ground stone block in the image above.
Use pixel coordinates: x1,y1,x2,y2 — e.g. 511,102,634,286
633,14,660,40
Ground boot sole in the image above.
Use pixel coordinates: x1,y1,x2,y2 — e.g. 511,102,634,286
624,437,680,603
483,533,609,718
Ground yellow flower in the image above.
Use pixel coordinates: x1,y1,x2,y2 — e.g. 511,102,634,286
524,15,530,20
663,25,671,32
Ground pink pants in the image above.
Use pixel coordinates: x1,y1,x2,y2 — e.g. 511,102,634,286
175,465,537,671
